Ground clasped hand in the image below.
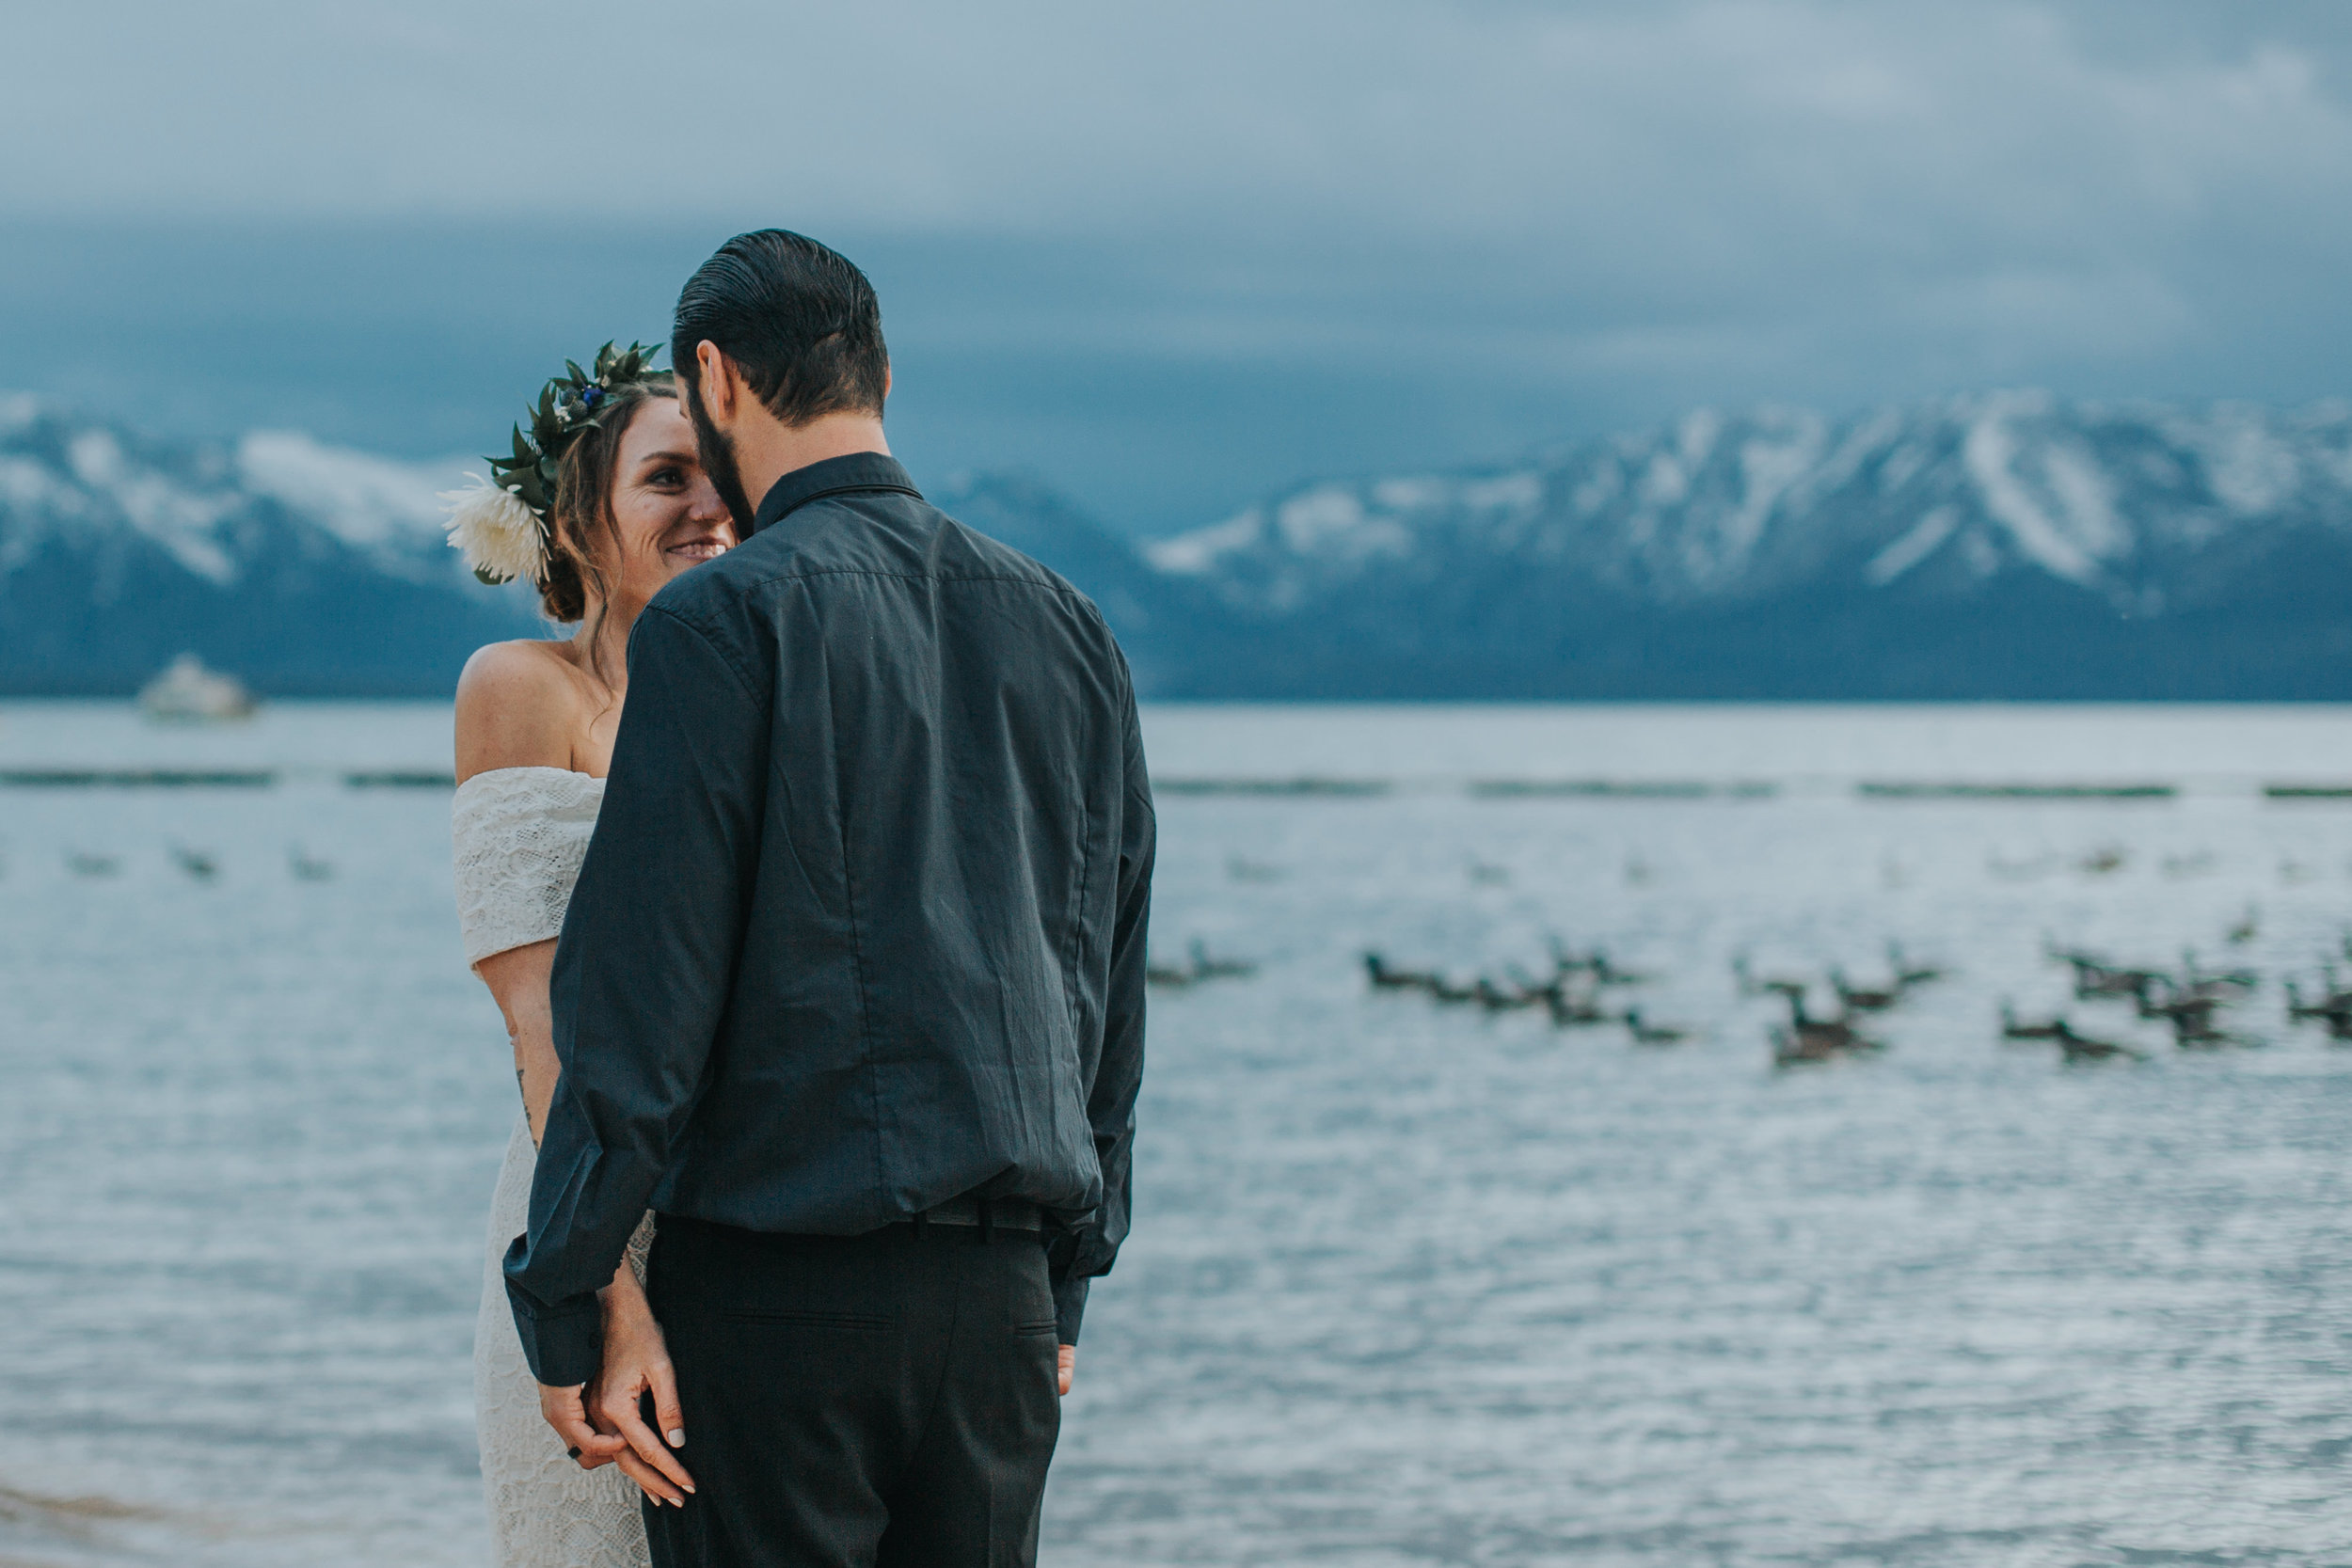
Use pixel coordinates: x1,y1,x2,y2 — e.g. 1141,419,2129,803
536,1288,696,1507
539,1309,1079,1505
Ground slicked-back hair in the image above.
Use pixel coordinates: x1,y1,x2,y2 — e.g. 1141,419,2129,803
672,230,889,429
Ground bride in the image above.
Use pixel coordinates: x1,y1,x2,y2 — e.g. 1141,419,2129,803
444,345,735,1565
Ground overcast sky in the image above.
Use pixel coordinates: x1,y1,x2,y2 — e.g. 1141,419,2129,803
12,1,2352,531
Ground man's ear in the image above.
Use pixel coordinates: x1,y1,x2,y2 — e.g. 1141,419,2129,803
882,360,892,403
694,341,734,421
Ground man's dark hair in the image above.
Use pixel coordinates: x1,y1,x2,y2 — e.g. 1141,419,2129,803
672,230,889,427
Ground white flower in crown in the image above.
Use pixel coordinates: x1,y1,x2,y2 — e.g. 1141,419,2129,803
438,473,547,585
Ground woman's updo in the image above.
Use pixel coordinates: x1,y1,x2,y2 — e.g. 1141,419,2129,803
537,378,675,624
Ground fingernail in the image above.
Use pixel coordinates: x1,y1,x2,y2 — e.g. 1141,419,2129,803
566,1447,581,1459
682,1482,696,1494
667,1429,686,1448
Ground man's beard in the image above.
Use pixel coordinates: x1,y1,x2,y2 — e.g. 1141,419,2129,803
684,380,760,533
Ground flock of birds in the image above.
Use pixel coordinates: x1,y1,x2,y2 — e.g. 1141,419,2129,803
1362,938,1702,1046
1360,916,2352,1069
1986,845,2339,885
2000,921,2352,1058
53,845,335,881
1727,946,1951,1066
63,824,2350,1072
1359,936,1963,1062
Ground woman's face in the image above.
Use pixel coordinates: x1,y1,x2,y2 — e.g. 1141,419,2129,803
601,395,735,609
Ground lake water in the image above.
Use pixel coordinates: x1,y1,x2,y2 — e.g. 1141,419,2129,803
8,703,2352,1567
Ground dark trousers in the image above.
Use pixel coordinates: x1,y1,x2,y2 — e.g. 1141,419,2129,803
643,1215,1062,1568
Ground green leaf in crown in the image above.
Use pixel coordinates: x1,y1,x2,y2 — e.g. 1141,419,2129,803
443,340,671,586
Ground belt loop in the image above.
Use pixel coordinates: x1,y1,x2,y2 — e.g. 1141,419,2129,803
977,1197,994,1245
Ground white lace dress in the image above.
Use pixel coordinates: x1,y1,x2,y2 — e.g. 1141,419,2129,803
453,766,654,1568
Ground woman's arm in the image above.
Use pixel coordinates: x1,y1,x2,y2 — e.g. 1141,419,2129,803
468,944,667,1357
474,941,562,1144
484,927,680,1496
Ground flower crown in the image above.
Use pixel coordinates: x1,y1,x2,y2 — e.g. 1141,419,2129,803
440,341,670,585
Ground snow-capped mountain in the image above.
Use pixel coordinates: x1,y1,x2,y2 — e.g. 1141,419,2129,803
0,396,536,694
1140,392,2352,698
1152,391,2352,613
8,390,2352,699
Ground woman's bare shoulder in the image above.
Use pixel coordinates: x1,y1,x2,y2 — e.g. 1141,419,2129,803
454,640,584,781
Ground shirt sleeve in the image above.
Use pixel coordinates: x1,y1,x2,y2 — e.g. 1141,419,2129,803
1052,670,1155,1345
501,604,768,1386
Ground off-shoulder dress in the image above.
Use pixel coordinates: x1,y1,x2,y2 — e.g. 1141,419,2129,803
453,766,654,1568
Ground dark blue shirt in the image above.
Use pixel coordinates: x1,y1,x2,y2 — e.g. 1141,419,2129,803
503,452,1154,1387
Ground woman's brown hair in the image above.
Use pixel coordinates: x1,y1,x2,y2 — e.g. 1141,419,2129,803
537,378,675,664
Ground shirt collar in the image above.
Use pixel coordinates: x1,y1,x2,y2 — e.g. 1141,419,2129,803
748,451,923,536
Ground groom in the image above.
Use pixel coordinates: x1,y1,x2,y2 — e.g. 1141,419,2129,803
501,230,1155,1566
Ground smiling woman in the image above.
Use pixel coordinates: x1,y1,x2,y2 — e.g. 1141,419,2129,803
443,349,735,1568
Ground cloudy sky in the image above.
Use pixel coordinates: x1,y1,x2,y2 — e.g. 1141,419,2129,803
10,1,2352,531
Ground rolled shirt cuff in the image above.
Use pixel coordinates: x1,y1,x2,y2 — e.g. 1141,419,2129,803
503,1272,605,1388
1053,1274,1089,1345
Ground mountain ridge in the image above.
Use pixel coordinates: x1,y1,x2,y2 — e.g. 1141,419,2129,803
1131,390,2352,698
0,396,540,695
6,390,2352,700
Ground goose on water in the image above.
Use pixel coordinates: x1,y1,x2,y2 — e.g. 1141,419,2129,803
2048,947,2163,1002
1623,1008,1692,1045
2284,979,2332,1021
2136,981,2222,1029
1188,940,1257,979
2172,1014,2259,1050
1830,967,1902,1012
1999,1002,2065,1040
1771,990,1882,1064
1585,947,1652,988
1475,977,1543,1012
1547,988,1609,1027
2179,950,2256,996
1732,953,1807,998
2053,1020,2140,1062
2284,980,2352,1035
1549,939,1621,982
1363,953,1436,990
1887,942,1947,987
